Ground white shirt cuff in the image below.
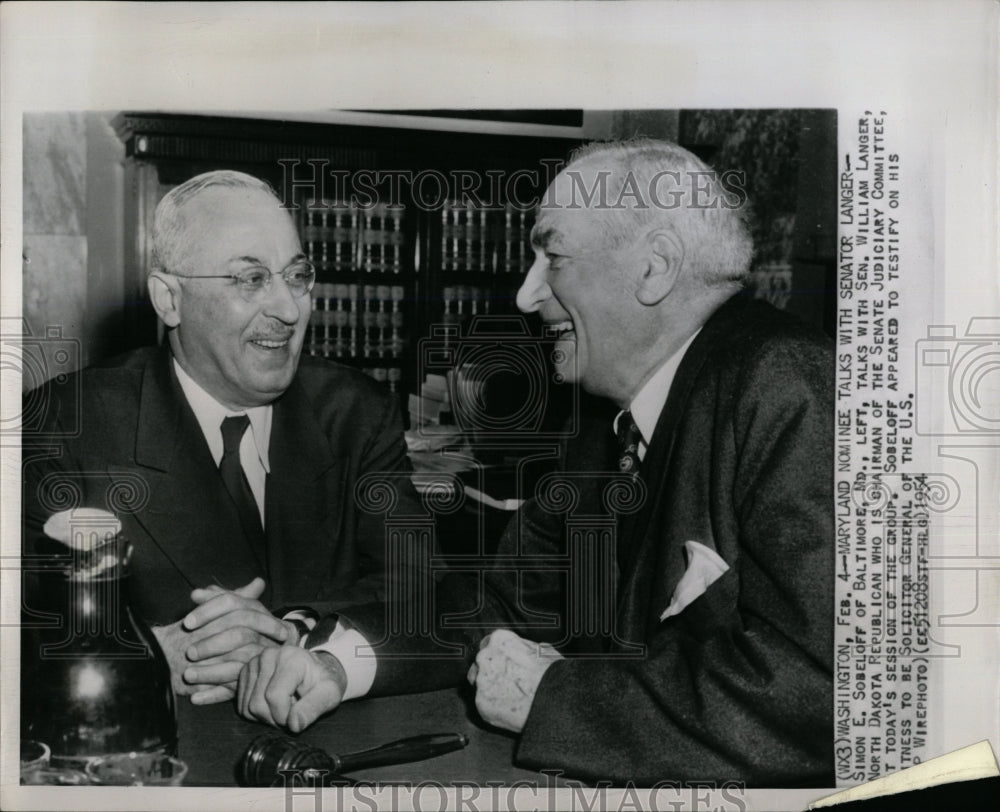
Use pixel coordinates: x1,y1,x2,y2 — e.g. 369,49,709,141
303,623,376,701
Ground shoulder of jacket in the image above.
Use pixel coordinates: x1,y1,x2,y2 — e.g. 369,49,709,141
294,355,395,407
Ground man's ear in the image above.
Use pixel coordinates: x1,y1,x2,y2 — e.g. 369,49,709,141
148,272,182,328
636,229,684,306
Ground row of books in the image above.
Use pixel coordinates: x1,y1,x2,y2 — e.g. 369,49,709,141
309,279,407,360
307,311,404,361
312,283,406,312
442,285,495,318
439,201,533,274
301,200,405,274
298,200,533,394
300,198,535,276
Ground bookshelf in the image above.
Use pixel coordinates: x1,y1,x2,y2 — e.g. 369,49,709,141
112,112,581,415
110,110,836,418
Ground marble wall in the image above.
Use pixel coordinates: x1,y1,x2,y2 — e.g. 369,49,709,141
22,113,88,380
21,112,125,383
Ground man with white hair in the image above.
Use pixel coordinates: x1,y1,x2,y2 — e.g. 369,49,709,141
237,140,835,786
23,170,421,705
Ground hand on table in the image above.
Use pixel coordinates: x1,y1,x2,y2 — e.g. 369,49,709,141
152,577,296,705
237,645,347,733
467,628,563,733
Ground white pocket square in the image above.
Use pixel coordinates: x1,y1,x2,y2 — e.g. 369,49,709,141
659,541,730,621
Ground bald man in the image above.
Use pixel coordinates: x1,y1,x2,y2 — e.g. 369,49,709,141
23,170,423,706
236,141,835,786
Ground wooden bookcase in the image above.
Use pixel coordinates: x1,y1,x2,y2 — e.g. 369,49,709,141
112,112,583,414
111,110,836,419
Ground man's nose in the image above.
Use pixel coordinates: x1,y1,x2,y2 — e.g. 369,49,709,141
262,275,303,323
515,256,551,313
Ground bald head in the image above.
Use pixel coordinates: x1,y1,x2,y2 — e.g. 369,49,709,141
518,138,756,405
151,170,284,276
540,139,754,294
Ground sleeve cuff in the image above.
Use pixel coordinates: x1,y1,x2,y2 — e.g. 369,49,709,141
280,608,319,642
304,623,377,701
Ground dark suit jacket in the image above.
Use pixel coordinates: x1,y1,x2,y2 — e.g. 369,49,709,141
336,295,834,786
22,347,422,625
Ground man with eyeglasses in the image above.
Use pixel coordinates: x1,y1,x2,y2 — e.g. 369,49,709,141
236,141,835,786
22,170,423,705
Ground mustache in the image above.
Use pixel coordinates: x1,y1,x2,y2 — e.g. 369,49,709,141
247,320,299,342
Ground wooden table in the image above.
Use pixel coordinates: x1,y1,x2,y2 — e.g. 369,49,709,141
176,685,545,786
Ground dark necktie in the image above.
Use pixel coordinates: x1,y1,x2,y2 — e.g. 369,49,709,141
219,415,266,567
616,411,643,480
615,412,643,574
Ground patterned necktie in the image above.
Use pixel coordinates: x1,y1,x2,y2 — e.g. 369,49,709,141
616,411,643,479
219,416,266,565
614,411,643,577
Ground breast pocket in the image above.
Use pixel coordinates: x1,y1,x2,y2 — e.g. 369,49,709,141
661,564,742,640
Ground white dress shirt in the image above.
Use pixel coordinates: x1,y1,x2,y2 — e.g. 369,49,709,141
173,360,271,523
613,329,700,459
305,622,376,701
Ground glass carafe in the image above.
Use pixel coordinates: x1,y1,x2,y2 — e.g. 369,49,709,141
21,508,177,763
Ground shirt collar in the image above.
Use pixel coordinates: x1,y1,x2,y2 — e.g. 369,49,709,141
172,358,272,472
615,328,701,447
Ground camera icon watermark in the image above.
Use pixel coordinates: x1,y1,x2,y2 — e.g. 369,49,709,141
1,318,81,441
416,315,579,443
915,319,1000,435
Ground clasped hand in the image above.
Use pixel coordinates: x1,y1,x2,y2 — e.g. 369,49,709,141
230,627,561,736
468,629,563,733
237,646,348,733
151,577,296,705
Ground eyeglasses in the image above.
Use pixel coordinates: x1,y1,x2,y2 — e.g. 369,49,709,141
166,261,316,299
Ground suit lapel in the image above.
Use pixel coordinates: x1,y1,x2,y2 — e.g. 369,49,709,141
264,375,344,606
125,350,264,590
614,296,747,640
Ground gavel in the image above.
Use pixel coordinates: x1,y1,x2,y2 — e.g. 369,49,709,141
239,732,469,787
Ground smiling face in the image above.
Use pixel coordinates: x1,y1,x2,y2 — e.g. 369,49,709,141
516,169,644,402
162,186,311,409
